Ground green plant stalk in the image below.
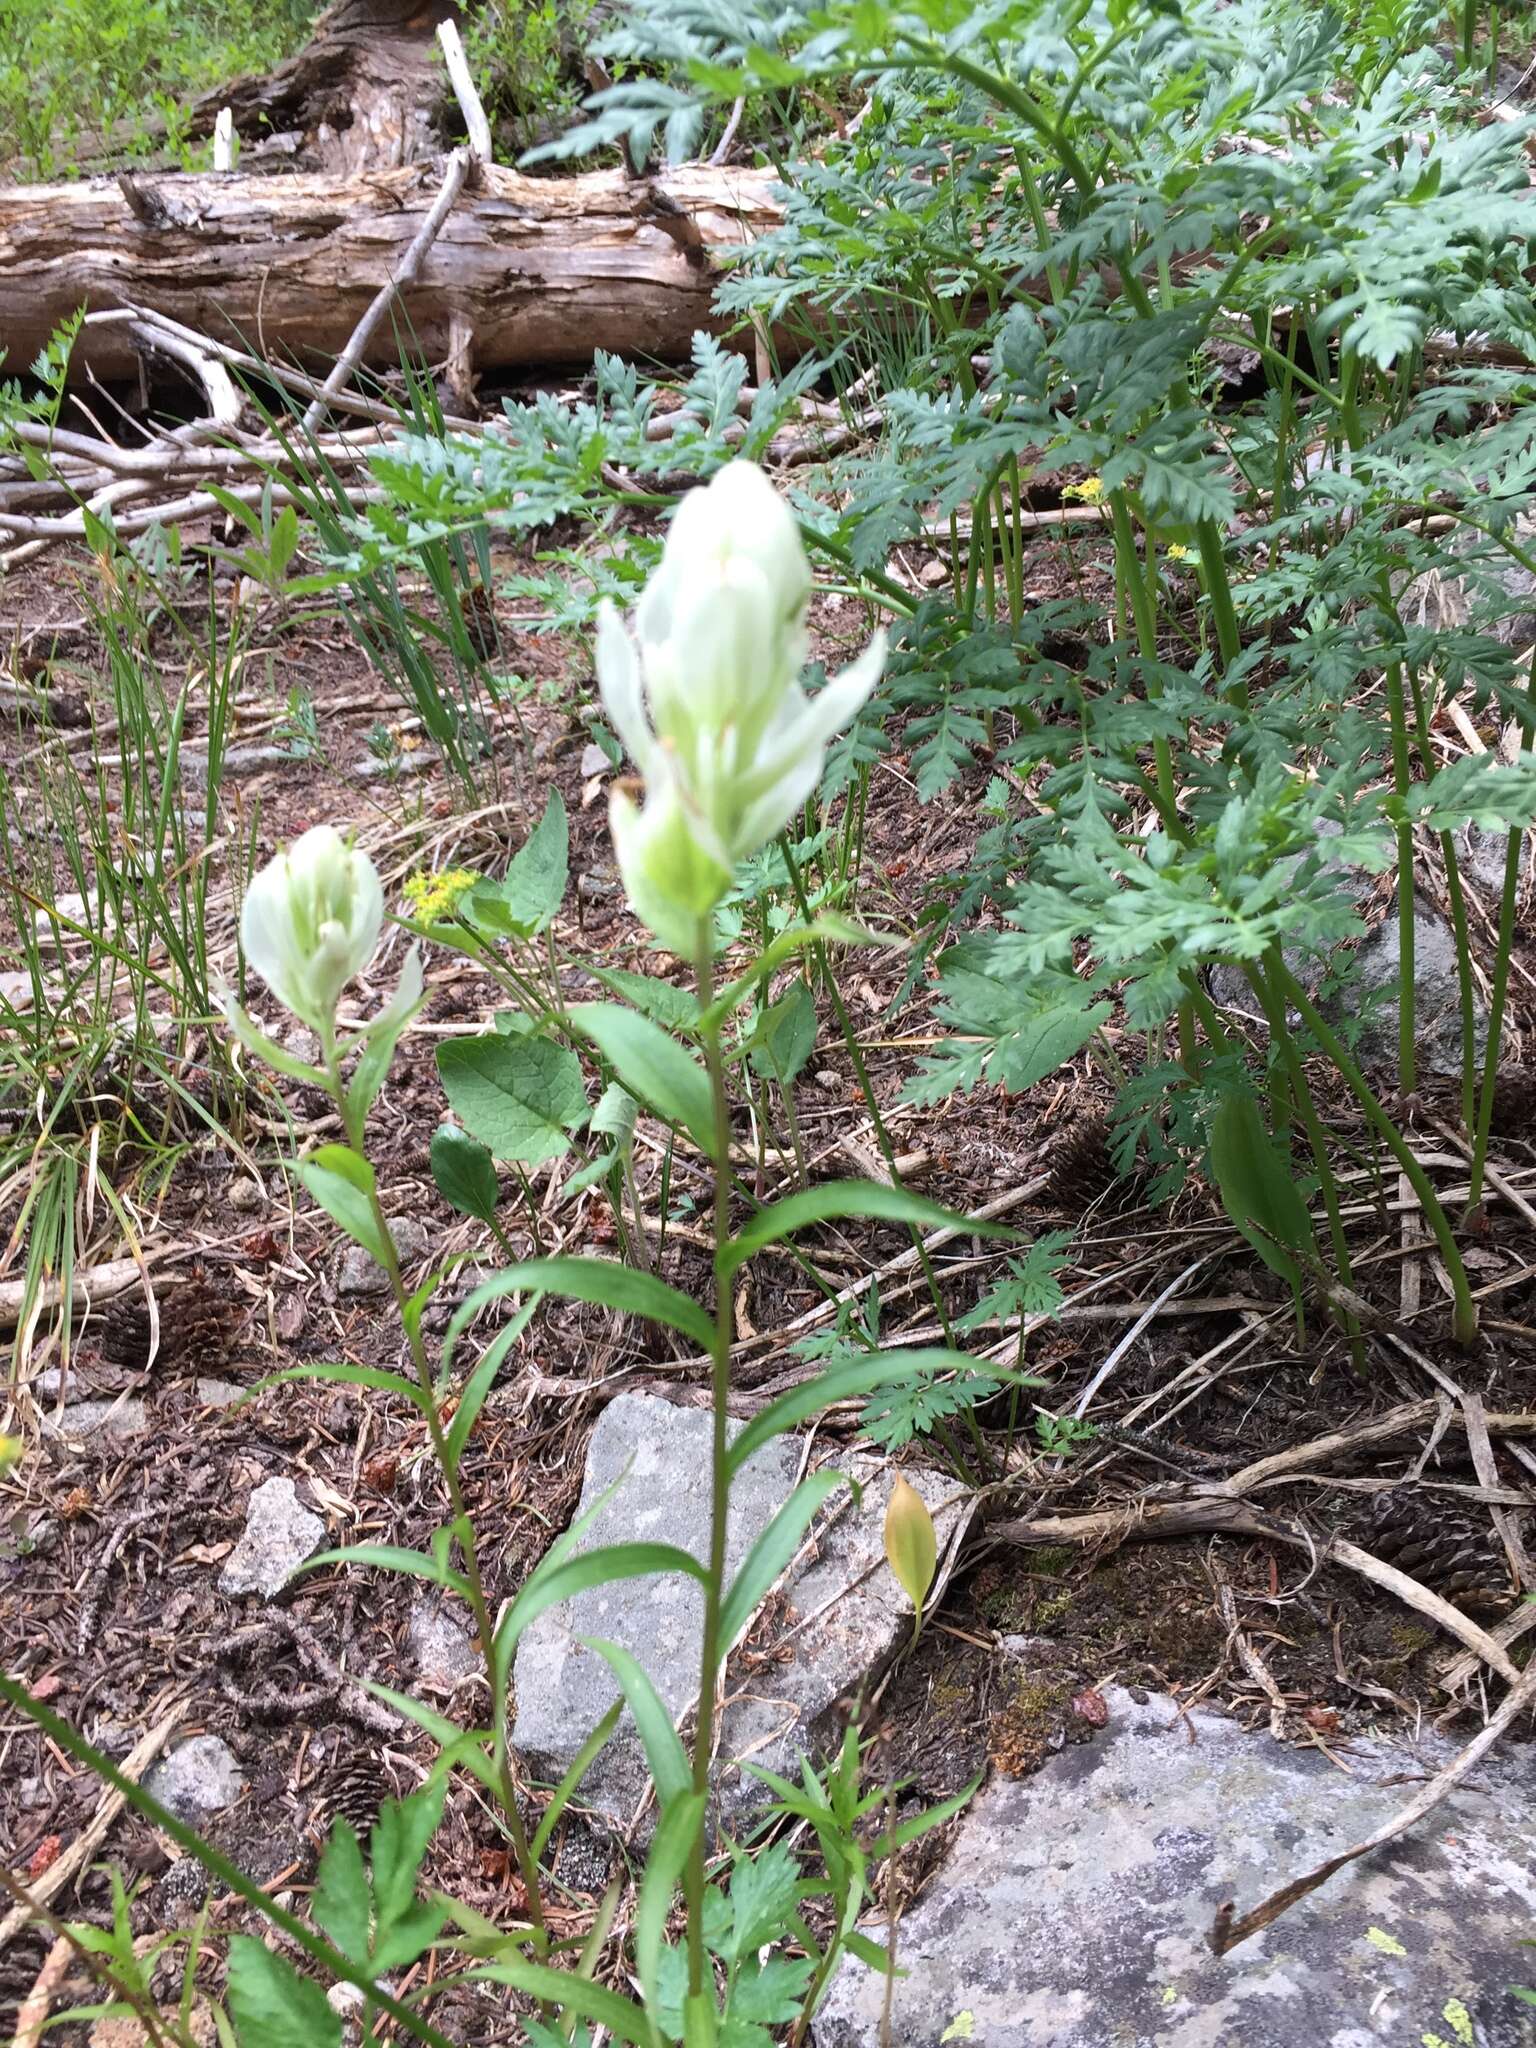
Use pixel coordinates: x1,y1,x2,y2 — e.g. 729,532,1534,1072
1468,826,1524,1213
1401,648,1477,1128
1268,961,1477,1346
684,924,735,2013
1108,493,1180,829
1247,953,1365,1369
322,1030,549,1953
1467,636,1536,1209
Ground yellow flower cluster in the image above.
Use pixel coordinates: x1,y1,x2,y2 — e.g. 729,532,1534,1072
1166,543,1193,563
1062,475,1105,503
402,868,478,922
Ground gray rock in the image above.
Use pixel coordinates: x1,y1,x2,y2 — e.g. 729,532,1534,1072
1401,519,1536,653
813,1686,1536,2048
350,748,435,781
42,1397,149,1442
510,1394,967,1834
580,742,613,778
1458,820,1530,898
194,1378,246,1409
227,1177,265,1214
407,1595,480,1696
336,1215,430,1296
144,1735,246,1826
1208,827,1485,1079
219,1477,324,1599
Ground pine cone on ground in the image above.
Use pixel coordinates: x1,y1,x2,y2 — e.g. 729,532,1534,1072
1358,1488,1510,1610
98,1266,249,1374
1043,1113,1128,1213
323,1752,389,1841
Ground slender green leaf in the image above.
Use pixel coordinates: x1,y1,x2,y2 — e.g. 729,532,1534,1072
294,1147,390,1264
530,1700,623,1862
445,1295,539,1470
718,1471,845,1649
723,1182,1009,1277
583,1639,690,1804
570,1001,717,1157
444,1258,713,1364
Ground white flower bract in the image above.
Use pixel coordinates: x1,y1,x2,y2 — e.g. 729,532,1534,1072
596,460,885,953
239,825,384,1032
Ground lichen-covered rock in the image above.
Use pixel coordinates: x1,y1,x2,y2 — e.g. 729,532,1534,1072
813,1686,1536,2048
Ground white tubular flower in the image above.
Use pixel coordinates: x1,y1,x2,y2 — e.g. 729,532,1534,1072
240,826,384,1032
596,460,886,952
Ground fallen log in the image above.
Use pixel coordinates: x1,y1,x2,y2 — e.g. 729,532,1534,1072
0,160,782,384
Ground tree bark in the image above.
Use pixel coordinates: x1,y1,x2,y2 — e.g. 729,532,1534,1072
82,0,467,175
0,161,782,382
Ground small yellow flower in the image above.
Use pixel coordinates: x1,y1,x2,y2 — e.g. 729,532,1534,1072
1063,475,1105,504
402,868,478,922
1166,543,1193,563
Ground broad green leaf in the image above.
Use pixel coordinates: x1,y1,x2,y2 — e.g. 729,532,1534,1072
430,1124,501,1224
437,1033,587,1165
1207,1092,1315,1289
584,1639,690,1804
593,966,701,1032
501,790,568,935
723,1182,1009,1277
591,1081,639,1152
718,1471,845,1649
444,1258,713,1363
748,981,817,1086
293,1146,390,1264
225,1939,341,2048
312,1821,370,1963
569,1001,716,1157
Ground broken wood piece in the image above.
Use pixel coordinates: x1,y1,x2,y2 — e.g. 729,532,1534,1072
0,1257,142,1330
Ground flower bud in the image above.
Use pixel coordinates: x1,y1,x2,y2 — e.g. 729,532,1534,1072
240,826,384,1032
597,461,885,953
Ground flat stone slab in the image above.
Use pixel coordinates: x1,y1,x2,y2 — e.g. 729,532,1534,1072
219,1477,324,1600
813,1686,1536,2047
511,1393,967,1833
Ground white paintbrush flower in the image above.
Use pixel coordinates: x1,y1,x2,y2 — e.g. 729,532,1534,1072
597,461,885,954
238,826,384,1032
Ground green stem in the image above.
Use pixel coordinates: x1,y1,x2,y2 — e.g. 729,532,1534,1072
1266,961,1477,1346
1248,953,1364,1369
686,926,735,2014
325,1032,549,1952
1468,643,1536,1210
1109,492,1180,832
